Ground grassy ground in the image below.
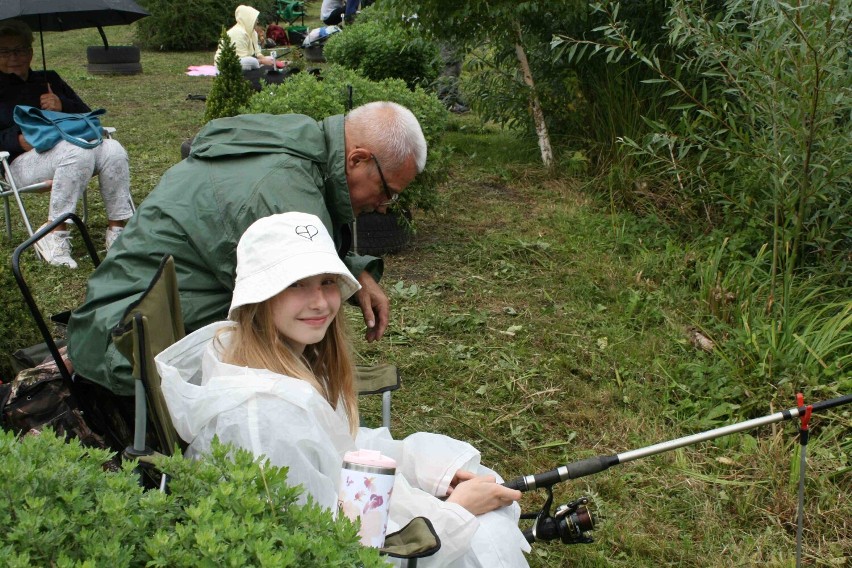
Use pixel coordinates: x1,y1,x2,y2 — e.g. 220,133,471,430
1,14,849,568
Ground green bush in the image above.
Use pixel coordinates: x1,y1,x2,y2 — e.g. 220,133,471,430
205,30,254,123
246,65,449,213
565,1,851,274
324,10,441,90
0,429,385,567
245,71,347,118
135,0,275,51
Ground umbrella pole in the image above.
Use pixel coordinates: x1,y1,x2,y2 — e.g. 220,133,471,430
38,15,47,74
97,26,110,49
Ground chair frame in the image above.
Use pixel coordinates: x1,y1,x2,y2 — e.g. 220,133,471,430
1,126,120,240
275,0,306,26
9,213,120,449
11,212,101,388
112,254,187,461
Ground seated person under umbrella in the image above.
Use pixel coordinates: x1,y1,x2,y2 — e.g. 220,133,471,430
0,19,134,267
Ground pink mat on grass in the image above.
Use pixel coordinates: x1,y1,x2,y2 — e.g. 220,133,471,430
186,65,218,76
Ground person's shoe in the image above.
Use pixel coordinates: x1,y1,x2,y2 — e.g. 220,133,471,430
33,227,77,269
105,226,124,251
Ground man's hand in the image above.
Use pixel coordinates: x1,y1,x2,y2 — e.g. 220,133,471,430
354,271,389,342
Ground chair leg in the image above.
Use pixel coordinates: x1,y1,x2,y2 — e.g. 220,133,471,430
11,187,35,237
382,390,391,430
1,154,36,238
133,376,148,452
3,195,10,239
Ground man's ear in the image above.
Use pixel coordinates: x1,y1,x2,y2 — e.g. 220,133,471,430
347,147,371,169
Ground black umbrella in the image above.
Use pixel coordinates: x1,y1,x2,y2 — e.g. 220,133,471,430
0,0,150,72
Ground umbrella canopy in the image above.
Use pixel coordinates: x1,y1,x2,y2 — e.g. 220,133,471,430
0,0,150,32
0,0,150,72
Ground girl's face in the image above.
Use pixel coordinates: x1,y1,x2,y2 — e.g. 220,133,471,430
268,273,342,354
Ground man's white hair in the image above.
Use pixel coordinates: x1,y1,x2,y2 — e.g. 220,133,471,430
346,101,428,173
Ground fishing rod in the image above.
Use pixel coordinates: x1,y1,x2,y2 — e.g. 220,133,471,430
508,393,851,546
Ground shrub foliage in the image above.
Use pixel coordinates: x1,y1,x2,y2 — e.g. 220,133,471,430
0,429,385,567
205,30,254,123
135,0,275,51
324,10,441,90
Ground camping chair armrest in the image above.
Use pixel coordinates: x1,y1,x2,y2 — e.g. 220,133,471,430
103,126,116,138
2,151,52,193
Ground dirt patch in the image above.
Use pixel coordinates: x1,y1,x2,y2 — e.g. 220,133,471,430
474,179,518,199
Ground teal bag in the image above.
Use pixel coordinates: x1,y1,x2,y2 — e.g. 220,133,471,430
13,105,106,153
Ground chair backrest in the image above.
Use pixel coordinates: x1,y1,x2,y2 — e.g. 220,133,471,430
111,254,186,456
355,363,399,430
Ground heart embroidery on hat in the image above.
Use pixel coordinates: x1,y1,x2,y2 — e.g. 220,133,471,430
295,225,319,240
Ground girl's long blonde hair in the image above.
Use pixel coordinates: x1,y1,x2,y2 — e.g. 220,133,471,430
220,299,359,435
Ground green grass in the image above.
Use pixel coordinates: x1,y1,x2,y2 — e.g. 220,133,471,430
1,21,849,568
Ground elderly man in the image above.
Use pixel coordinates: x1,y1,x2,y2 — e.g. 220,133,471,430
68,101,427,397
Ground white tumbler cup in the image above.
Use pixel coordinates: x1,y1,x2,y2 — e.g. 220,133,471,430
338,449,397,547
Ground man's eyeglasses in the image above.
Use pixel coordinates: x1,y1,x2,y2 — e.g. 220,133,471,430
0,47,33,58
372,155,398,205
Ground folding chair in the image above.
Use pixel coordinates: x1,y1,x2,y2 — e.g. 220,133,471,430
8,213,129,449
1,127,126,241
275,0,306,26
111,254,187,462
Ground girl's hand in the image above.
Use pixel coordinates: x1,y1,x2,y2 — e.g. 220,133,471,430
445,474,521,516
446,469,476,495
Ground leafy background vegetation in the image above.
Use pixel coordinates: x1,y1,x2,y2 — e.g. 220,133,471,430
134,0,276,51
0,1,848,566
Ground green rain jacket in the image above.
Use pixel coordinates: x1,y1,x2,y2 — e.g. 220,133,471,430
67,113,381,395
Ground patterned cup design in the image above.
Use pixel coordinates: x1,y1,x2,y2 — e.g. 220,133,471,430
338,450,396,548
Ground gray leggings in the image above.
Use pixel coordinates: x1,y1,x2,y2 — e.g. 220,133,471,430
10,139,134,223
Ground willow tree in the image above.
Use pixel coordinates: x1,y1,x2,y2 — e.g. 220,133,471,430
382,1,586,168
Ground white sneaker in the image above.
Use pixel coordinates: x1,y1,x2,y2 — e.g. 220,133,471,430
33,228,77,269
105,227,124,251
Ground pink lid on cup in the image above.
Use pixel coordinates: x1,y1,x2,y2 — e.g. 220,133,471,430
343,449,397,469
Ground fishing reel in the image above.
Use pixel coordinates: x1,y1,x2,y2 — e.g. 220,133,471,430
521,486,595,545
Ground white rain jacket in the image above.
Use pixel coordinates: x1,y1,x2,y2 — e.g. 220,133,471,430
214,4,263,64
155,322,531,567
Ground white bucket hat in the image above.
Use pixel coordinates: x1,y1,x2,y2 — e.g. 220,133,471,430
228,212,361,319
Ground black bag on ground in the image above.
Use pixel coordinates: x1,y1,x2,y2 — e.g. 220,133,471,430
9,339,66,375
0,346,106,449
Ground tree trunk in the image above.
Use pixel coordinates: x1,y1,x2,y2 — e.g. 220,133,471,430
514,25,553,168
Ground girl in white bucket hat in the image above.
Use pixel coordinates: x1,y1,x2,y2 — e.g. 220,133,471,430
156,212,531,567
